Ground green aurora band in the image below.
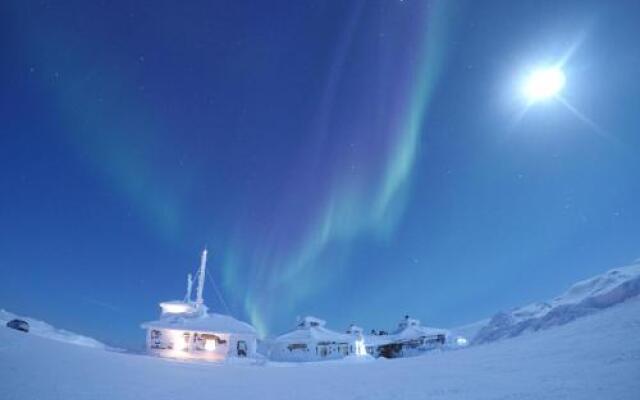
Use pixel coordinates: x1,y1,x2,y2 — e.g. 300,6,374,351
231,3,456,336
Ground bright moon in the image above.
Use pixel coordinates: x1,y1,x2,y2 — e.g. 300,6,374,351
523,67,566,101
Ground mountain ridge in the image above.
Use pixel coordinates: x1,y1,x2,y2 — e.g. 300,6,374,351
472,260,640,344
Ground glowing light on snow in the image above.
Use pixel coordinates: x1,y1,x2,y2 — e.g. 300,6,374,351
456,336,468,347
204,339,216,351
355,337,367,356
167,330,189,355
522,67,565,101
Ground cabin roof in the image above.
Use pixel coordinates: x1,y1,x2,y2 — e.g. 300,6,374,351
141,312,257,335
393,325,449,340
275,325,353,343
362,334,395,346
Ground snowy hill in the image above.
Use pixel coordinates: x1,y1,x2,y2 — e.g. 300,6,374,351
473,261,640,344
0,309,106,349
2,294,640,399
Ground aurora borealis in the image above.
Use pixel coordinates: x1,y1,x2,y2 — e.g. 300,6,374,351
2,1,640,348
235,1,454,335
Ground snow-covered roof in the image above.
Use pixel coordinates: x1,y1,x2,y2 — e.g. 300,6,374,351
160,300,192,307
142,312,257,335
391,316,448,339
362,334,395,346
297,316,326,328
361,325,447,346
346,324,363,335
275,324,353,344
393,325,449,340
159,300,198,315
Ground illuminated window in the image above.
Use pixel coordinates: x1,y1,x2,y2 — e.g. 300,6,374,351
198,333,223,351
204,339,216,351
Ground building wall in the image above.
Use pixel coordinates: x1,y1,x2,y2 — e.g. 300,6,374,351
146,328,256,361
269,340,352,362
226,333,257,358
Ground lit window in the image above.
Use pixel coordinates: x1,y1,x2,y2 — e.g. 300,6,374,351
204,339,216,351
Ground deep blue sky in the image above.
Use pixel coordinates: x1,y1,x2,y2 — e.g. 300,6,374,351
1,0,639,349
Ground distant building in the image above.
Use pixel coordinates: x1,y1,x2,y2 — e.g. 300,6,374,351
268,315,448,362
345,324,368,356
369,315,448,358
362,332,394,357
269,317,361,362
141,249,257,361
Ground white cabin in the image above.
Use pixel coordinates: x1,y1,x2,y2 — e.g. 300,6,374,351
374,315,448,358
141,249,258,361
270,316,360,362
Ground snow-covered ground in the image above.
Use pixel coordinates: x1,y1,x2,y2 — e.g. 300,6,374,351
2,295,640,399
0,309,106,349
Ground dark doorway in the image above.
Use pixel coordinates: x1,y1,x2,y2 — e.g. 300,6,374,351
237,340,248,357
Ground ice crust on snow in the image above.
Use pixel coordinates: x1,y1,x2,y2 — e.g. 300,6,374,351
473,261,640,344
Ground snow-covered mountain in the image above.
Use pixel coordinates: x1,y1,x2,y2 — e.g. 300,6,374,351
0,309,106,349
473,260,640,344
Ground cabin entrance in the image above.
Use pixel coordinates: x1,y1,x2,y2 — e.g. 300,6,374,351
237,340,247,357
317,343,330,357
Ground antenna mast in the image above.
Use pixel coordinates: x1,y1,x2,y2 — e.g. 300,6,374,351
196,248,207,305
185,273,193,302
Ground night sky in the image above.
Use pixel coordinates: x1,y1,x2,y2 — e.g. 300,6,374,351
2,1,640,349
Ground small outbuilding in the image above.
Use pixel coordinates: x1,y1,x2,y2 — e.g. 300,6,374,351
141,249,258,361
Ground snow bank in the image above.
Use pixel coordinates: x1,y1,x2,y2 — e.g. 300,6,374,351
0,309,106,349
473,261,640,344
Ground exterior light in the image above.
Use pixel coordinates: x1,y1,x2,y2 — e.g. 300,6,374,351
204,339,216,351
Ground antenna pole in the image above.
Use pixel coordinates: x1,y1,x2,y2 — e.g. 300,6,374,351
186,273,193,302
196,248,207,304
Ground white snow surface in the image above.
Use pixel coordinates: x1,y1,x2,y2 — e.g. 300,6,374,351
2,296,640,399
473,261,640,344
0,309,106,349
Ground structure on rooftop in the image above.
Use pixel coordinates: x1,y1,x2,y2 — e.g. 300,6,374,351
141,249,257,361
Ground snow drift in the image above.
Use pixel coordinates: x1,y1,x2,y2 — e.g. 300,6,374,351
0,309,106,349
473,261,640,344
